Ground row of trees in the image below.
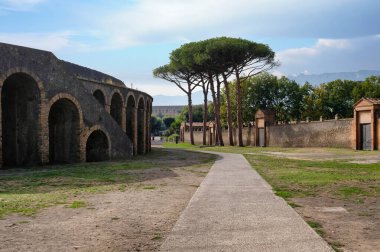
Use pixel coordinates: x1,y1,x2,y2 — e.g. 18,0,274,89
153,73,380,138
153,37,277,146
153,37,380,147
219,73,380,126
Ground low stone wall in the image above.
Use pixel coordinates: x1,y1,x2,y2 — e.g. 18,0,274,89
183,119,354,148
268,119,353,148
220,127,254,146
187,131,205,145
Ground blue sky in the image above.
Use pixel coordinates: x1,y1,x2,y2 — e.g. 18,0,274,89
1,0,380,95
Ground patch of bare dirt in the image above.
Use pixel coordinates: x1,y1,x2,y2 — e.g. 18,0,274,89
293,197,380,252
0,164,210,251
259,149,380,251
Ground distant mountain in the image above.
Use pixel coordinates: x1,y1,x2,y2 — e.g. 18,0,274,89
152,90,205,106
153,70,380,105
288,70,380,85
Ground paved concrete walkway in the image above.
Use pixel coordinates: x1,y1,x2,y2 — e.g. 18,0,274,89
160,152,333,252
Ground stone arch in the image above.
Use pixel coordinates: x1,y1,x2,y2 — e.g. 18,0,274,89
93,89,106,108
0,68,46,92
85,128,110,162
1,72,41,166
137,96,146,154
110,90,123,127
126,93,136,147
48,95,83,164
47,93,84,129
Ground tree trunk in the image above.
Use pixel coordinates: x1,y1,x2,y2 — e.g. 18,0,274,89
209,74,224,146
222,73,234,146
202,85,208,145
215,76,224,146
235,70,244,147
187,87,194,145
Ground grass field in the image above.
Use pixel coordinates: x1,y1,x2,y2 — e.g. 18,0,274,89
164,142,380,201
0,148,216,218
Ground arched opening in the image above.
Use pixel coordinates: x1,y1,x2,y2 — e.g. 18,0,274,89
137,98,145,154
110,92,122,126
93,89,106,108
126,95,136,144
86,130,109,162
48,99,80,164
1,73,41,166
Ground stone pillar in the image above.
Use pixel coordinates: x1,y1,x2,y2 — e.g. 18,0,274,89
39,96,50,164
105,104,111,113
352,109,358,150
133,107,138,156
145,105,149,153
142,109,146,154
147,106,151,152
121,107,126,133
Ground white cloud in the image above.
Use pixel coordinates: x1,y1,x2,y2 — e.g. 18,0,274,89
277,39,352,63
276,35,380,75
277,38,351,64
0,31,73,51
101,0,256,48
316,39,350,49
0,0,46,11
279,47,318,59
93,0,380,49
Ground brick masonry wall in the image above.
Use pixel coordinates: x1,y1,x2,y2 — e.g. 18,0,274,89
183,120,353,148
267,119,353,148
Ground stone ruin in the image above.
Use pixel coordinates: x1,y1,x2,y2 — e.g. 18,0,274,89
0,42,152,167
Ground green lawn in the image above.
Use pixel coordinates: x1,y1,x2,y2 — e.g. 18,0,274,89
245,154,380,200
0,148,216,218
164,143,380,200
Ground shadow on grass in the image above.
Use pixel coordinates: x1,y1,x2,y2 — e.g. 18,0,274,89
0,148,217,218
0,148,217,194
